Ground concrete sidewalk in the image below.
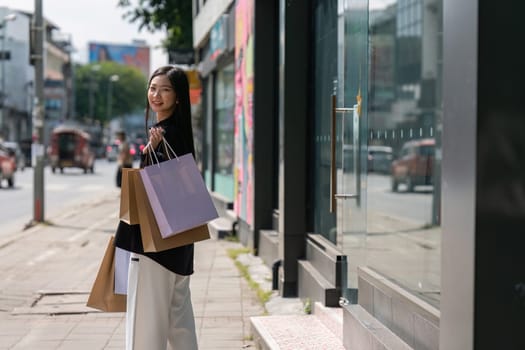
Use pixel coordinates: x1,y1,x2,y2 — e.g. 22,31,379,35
0,189,265,349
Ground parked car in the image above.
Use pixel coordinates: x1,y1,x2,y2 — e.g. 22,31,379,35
0,145,16,188
367,145,393,174
2,141,26,171
391,138,435,192
48,126,95,174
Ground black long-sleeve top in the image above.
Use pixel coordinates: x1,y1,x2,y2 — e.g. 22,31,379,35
114,113,195,275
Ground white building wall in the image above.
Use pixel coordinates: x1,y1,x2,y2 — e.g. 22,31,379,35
193,0,235,48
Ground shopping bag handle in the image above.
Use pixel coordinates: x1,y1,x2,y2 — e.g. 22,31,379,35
160,137,179,161
144,141,160,166
143,138,179,168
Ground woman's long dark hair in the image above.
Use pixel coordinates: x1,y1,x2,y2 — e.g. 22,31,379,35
145,65,194,154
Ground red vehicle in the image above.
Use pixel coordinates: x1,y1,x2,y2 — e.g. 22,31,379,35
48,126,95,174
391,138,435,192
0,145,16,187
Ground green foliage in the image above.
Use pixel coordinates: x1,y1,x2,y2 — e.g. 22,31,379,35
74,62,147,123
227,247,252,260
117,0,193,51
233,260,273,306
303,298,312,314
227,248,273,310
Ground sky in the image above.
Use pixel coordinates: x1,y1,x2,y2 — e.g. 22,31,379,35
0,0,169,72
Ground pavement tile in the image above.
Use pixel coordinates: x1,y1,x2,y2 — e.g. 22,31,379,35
57,340,109,350
0,336,24,349
0,191,268,349
197,340,245,349
12,340,63,349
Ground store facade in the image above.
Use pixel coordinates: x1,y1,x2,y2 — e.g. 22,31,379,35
194,0,525,348
193,1,237,223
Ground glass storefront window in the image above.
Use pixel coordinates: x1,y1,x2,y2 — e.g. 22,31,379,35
312,0,442,308
367,0,443,307
213,63,235,201
312,0,338,242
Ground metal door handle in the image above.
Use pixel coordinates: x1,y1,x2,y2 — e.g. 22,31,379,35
330,94,337,213
334,193,359,199
330,94,359,213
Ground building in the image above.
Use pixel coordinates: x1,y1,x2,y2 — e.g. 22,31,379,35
193,0,525,349
192,1,236,223
0,7,73,147
0,7,33,143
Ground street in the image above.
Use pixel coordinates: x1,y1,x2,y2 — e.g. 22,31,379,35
0,159,134,237
0,163,436,239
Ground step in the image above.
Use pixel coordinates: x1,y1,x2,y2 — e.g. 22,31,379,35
298,259,340,307
258,230,279,268
251,314,344,350
208,217,233,239
225,209,237,222
313,301,343,339
343,304,413,350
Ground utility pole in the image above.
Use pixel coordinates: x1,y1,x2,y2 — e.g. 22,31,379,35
32,0,45,222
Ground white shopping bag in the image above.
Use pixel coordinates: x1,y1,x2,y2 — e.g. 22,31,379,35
114,247,130,295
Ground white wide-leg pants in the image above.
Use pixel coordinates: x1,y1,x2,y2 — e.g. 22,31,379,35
126,253,198,350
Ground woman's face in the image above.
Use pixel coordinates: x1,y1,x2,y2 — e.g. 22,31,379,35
148,74,177,120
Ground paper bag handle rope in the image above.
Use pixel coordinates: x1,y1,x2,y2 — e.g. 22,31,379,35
144,137,179,168
160,137,179,160
144,141,160,166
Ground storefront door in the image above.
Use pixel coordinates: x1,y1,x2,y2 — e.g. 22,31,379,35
313,0,442,306
332,0,369,293
335,0,443,306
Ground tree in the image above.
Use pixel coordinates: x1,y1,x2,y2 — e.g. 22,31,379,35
117,0,193,51
74,62,147,123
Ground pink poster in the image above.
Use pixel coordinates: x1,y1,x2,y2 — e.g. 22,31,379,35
234,0,254,226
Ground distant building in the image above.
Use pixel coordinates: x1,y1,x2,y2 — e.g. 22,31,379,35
0,7,72,145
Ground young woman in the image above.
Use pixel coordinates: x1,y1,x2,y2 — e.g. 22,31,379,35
114,65,198,350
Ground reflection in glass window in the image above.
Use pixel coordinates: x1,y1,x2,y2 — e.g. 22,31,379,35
368,0,442,307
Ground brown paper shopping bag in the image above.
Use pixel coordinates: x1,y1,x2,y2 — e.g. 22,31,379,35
119,168,139,225
86,236,126,312
131,171,210,252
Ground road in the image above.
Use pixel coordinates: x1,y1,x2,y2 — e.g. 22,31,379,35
367,172,435,226
0,159,135,237
0,163,437,238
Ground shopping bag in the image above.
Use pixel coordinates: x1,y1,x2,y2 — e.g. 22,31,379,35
139,149,218,239
132,170,211,252
119,168,139,225
87,236,126,312
114,246,130,295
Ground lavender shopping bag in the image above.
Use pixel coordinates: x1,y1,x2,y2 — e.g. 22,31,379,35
139,150,218,239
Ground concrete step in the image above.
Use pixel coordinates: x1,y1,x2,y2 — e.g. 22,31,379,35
225,208,237,222
312,302,343,339
208,217,234,239
251,309,344,350
298,259,340,307
258,229,279,268
343,304,413,350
